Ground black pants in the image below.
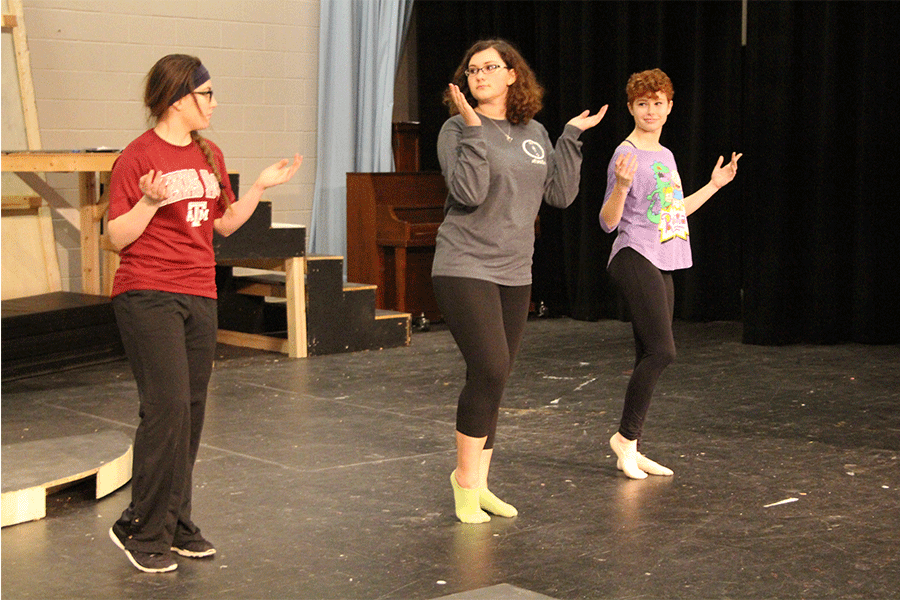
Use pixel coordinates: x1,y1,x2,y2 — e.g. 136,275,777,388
608,248,676,442
112,290,217,553
432,276,531,449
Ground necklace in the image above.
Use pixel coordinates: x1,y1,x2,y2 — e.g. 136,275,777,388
485,116,512,142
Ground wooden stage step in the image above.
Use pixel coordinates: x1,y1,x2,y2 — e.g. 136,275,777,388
217,254,410,356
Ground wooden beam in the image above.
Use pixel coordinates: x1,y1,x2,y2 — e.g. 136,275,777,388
216,330,290,354
79,173,100,294
2,152,119,172
11,172,79,229
7,0,41,150
285,256,308,358
0,195,42,209
234,280,286,297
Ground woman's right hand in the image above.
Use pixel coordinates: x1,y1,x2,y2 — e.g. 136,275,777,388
449,83,481,127
138,170,168,204
108,169,166,250
614,152,638,190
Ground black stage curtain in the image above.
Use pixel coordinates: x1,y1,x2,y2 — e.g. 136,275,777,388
416,1,898,345
742,1,898,345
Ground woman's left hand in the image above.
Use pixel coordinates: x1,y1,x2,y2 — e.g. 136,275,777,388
255,154,303,190
567,105,609,131
710,152,742,189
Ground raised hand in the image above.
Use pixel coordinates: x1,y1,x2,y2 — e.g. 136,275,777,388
255,154,303,190
566,105,609,131
710,152,742,189
138,170,169,204
449,83,481,126
614,152,638,190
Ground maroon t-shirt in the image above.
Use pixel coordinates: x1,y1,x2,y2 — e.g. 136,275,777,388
109,130,233,299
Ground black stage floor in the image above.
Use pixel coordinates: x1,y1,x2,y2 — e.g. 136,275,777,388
2,318,898,599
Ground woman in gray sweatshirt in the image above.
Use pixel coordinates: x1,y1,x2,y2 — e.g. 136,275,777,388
433,39,607,523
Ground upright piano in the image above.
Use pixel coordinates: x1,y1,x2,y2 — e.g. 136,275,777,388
346,172,447,320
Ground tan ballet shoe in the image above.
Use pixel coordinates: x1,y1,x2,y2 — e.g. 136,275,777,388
636,452,674,476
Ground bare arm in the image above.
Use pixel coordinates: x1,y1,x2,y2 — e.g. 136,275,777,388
214,154,302,237
599,152,637,230
684,152,742,216
107,170,166,251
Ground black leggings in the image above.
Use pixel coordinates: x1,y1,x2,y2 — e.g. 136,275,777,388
608,248,676,442
432,276,531,449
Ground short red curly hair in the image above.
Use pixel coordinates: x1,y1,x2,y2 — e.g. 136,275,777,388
626,68,674,104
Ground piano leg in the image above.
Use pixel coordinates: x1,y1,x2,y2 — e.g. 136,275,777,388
376,246,388,309
394,247,407,313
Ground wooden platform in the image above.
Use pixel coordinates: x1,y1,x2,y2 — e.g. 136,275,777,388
1,430,132,527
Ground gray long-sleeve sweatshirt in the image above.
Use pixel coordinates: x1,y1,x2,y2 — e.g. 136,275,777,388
433,114,584,286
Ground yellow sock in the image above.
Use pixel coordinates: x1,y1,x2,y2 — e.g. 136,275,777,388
480,488,518,517
450,470,490,524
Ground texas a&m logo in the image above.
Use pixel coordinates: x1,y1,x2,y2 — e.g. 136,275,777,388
186,201,210,227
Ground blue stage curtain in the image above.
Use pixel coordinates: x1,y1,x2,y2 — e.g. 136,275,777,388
310,0,415,259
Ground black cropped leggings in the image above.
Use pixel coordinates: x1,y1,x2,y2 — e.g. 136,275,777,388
432,276,531,449
608,248,677,442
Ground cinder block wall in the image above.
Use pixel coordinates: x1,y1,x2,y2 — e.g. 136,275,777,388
17,0,319,293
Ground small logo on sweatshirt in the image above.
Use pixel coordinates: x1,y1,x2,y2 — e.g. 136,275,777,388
522,140,546,165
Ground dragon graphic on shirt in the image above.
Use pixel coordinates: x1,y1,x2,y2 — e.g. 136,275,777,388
646,161,688,242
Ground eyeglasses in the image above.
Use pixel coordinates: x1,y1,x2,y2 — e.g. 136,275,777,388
464,64,508,77
193,90,214,100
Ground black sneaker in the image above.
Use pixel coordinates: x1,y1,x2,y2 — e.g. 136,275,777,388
109,526,177,573
171,538,216,558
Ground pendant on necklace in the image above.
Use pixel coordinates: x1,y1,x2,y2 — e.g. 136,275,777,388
485,116,513,142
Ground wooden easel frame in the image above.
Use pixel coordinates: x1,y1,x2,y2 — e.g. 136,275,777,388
2,1,59,298
1,196,62,298
3,0,41,151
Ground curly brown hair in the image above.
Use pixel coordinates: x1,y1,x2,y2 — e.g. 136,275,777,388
442,39,543,125
626,68,674,105
144,54,229,207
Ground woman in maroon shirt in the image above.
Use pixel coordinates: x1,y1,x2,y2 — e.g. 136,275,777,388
107,54,300,573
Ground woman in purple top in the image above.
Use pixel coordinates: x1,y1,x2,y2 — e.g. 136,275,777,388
600,68,741,479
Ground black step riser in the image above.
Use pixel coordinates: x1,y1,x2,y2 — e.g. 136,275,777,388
219,255,409,355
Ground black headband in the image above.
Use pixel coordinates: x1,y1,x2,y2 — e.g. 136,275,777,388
169,64,211,106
